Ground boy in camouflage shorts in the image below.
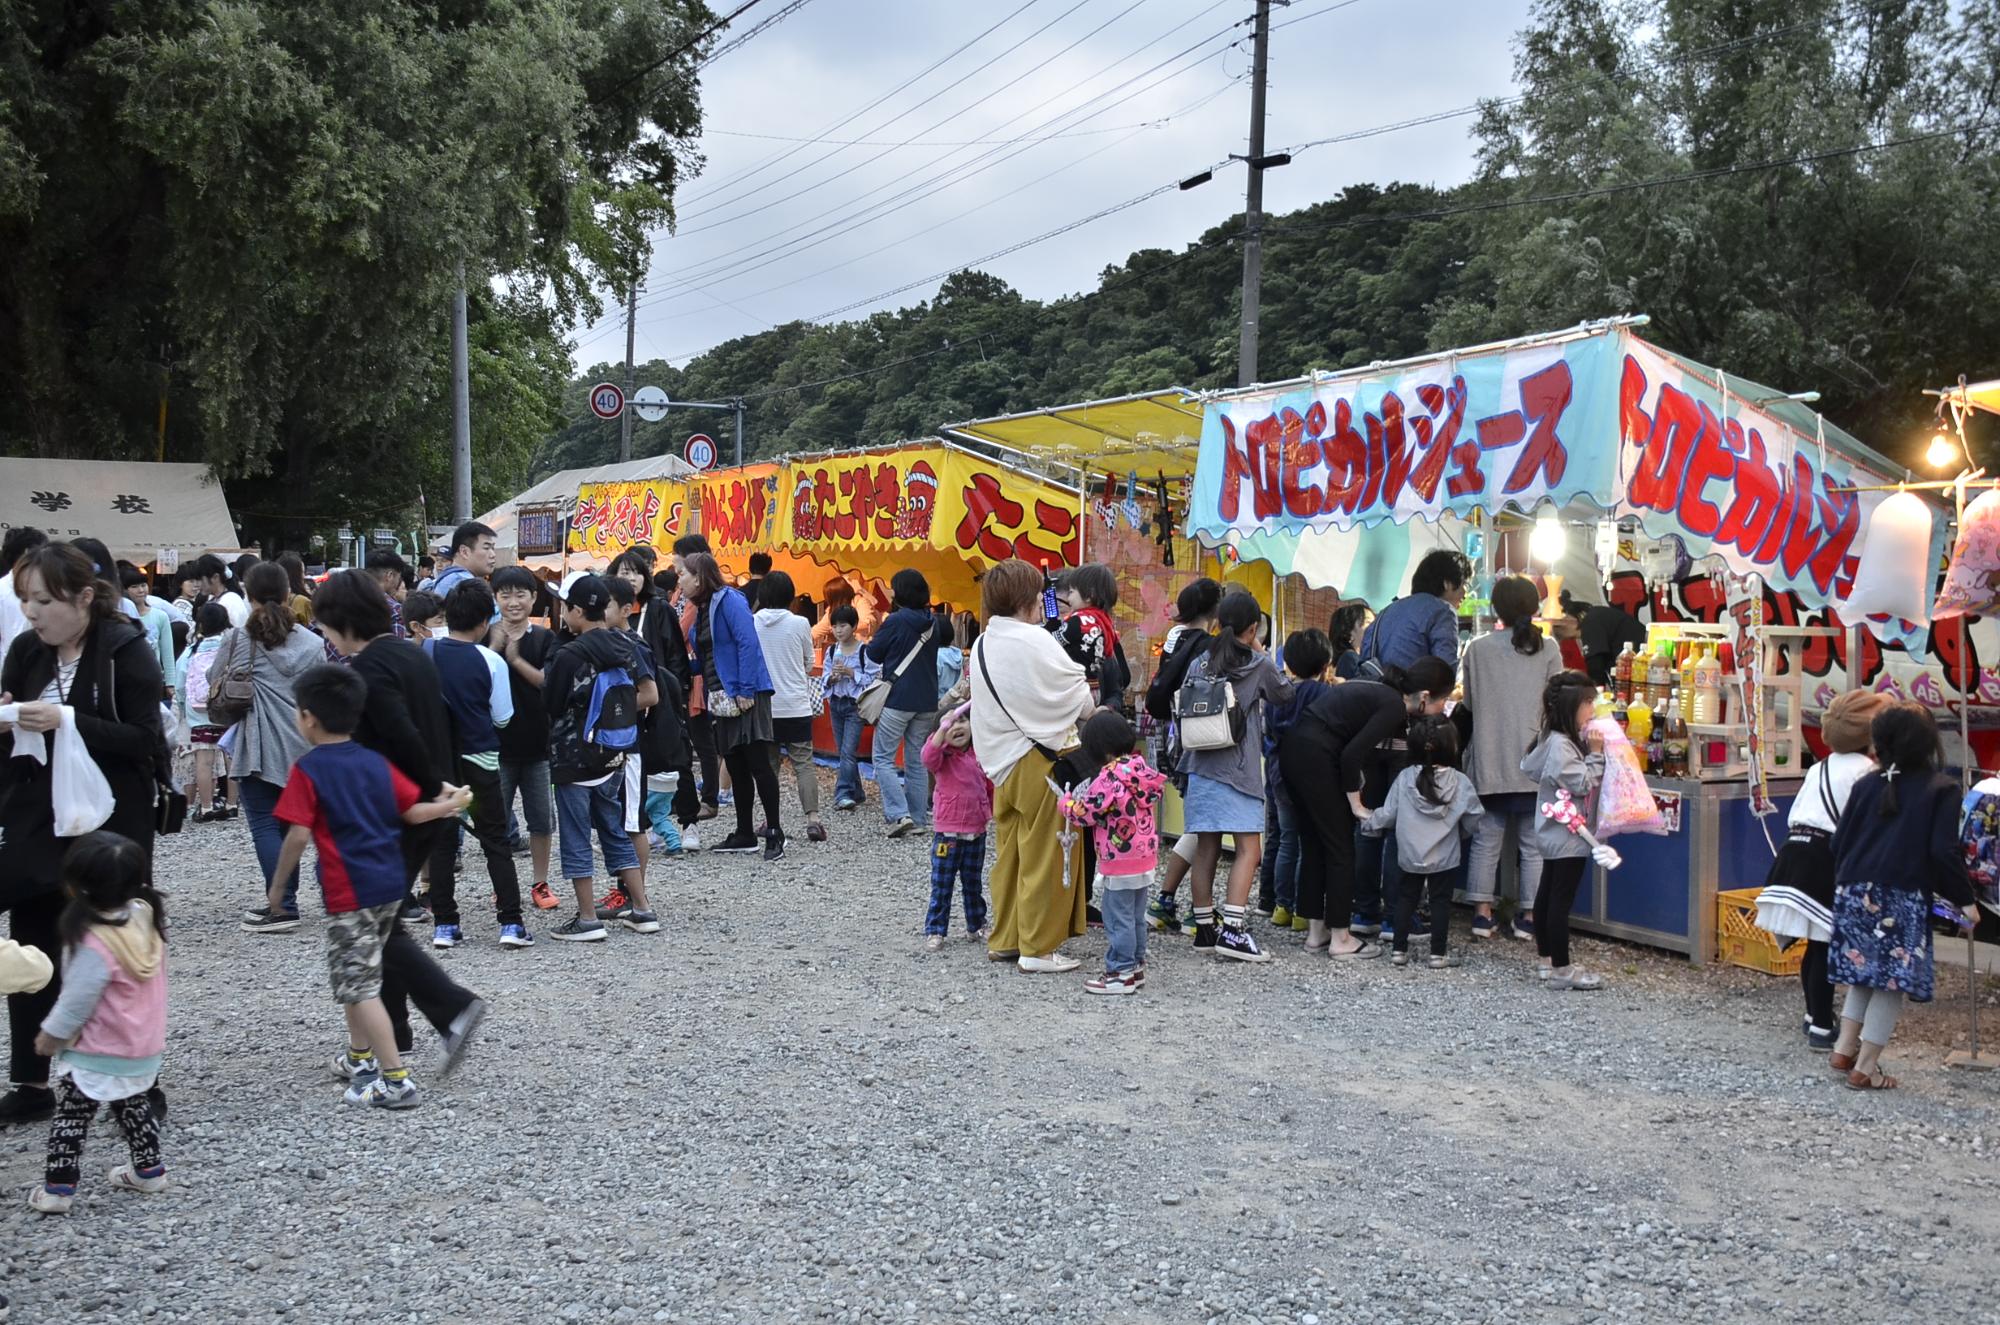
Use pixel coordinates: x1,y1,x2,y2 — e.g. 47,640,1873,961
268,666,471,1109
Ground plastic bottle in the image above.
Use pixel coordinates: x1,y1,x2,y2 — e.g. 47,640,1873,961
1614,643,1634,703
1627,695,1653,745
1664,693,1689,777
1593,690,1615,723
1692,645,1723,725
1677,641,1699,713
1646,730,1665,776
1612,695,1629,732
1649,649,1673,709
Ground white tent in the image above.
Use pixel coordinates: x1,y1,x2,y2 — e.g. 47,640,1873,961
476,454,695,565
0,458,237,565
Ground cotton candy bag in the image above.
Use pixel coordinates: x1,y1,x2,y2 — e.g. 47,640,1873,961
1587,716,1666,838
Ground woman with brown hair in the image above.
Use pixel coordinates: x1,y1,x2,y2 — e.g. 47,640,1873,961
965,559,1093,972
677,552,784,860
277,552,314,624
0,544,164,1124
223,562,327,931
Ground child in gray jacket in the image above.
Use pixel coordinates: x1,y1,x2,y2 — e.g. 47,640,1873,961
1361,715,1484,967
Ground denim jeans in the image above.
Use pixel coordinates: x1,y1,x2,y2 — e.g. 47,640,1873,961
1465,807,1543,907
828,696,865,806
1272,784,1301,912
1100,884,1150,973
874,706,939,827
498,757,554,850
1353,824,1402,926
238,776,297,914
555,776,640,881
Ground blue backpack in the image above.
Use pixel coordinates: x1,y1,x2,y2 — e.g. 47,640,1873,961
584,665,640,752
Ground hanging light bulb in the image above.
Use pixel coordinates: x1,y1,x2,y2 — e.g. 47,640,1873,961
1926,429,1961,471
1530,512,1567,564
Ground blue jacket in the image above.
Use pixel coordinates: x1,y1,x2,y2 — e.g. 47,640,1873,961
867,607,950,714
1360,593,1459,674
704,587,773,700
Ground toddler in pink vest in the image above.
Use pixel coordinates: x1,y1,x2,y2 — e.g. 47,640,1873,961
919,703,993,950
28,831,169,1215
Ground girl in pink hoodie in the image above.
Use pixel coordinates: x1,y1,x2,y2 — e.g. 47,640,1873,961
1062,712,1167,995
919,703,993,951
29,831,169,1215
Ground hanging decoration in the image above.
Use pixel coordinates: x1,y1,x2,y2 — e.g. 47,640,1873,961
1934,487,2000,620
1838,490,1936,626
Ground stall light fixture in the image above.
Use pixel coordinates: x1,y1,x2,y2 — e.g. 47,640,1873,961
1530,512,1567,565
1927,429,1961,471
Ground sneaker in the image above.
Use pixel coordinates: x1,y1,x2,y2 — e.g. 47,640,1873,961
439,998,487,1079
1214,926,1271,963
1549,968,1602,991
594,887,634,921
108,1163,168,1194
400,901,433,927
1084,969,1142,996
218,804,240,820
1254,898,1276,918
530,882,560,910
498,923,535,948
1807,1025,1837,1053
1349,915,1382,938
833,798,858,812
1510,915,1535,942
887,817,917,839
0,1088,54,1125
1408,911,1432,941
1191,922,1219,951
1017,952,1081,974
967,927,990,943
645,830,667,852
1470,915,1497,940
621,910,661,934
1147,896,1184,934
681,828,702,853
763,832,787,862
806,823,828,843
510,839,531,857
1290,914,1310,932
1379,925,1398,948
1391,949,1410,967
240,908,302,935
924,934,946,952
346,1076,421,1109
1271,905,1293,928
712,832,760,854
26,1184,73,1215
1428,953,1464,970
329,1051,378,1083
432,923,461,949
717,790,735,807
551,916,608,942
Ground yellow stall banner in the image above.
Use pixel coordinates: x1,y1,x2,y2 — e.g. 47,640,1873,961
569,479,688,558
937,448,1083,574
691,463,782,559
781,449,944,555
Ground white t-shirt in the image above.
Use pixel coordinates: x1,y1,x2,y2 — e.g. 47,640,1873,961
753,608,816,719
217,592,250,628
1788,750,1874,835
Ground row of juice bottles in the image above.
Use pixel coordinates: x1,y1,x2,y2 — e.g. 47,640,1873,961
1594,640,1731,778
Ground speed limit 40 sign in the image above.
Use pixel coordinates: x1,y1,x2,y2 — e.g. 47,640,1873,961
588,382,626,420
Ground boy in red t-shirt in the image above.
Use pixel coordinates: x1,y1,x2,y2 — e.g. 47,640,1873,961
265,666,470,1110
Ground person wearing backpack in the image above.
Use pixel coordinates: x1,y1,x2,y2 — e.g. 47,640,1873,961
541,574,659,942
1174,588,1292,963
1143,577,1219,934
865,569,953,840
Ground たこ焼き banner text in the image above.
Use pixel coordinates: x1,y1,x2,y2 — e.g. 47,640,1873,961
1186,327,1921,609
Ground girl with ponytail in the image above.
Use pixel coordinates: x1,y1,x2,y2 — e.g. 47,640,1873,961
1826,702,1979,1089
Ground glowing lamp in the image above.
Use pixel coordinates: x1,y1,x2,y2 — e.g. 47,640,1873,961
1926,430,1961,472
1529,513,1567,565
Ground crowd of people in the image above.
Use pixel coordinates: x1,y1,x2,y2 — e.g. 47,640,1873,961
0,523,1981,1218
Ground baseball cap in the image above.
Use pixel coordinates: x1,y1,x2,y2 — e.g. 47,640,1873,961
561,572,611,616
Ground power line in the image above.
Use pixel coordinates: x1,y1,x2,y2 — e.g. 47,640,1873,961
699,115,1192,148
701,0,820,63
609,0,767,97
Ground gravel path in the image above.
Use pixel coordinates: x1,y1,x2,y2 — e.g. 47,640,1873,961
5,777,2000,1324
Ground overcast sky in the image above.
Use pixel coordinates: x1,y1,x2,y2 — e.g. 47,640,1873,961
571,0,1536,372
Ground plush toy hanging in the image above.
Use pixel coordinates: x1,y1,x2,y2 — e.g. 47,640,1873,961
1934,488,2000,620
1840,490,1935,625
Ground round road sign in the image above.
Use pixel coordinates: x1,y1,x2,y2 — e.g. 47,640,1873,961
632,385,670,423
684,433,718,470
588,382,625,420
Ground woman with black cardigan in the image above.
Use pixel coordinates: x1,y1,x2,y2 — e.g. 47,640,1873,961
0,544,163,1124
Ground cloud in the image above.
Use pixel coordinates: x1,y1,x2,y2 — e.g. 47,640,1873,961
576,0,1533,370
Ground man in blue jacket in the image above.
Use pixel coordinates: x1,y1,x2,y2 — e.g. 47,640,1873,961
1358,549,1469,674
865,569,952,838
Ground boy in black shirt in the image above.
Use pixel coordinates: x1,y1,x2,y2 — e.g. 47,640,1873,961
489,566,560,910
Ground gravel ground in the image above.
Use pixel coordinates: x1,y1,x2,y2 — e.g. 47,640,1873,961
5,768,2000,1324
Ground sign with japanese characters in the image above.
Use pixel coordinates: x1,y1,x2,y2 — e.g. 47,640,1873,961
780,450,944,555
690,464,781,556
1189,328,1929,612
515,506,563,557
568,480,683,557
0,458,237,563
937,448,1083,574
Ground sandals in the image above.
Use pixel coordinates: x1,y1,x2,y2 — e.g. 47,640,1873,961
1829,1051,1857,1073
1844,1069,1899,1091
1330,942,1383,961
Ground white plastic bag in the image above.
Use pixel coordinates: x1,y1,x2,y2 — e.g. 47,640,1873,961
51,708,114,837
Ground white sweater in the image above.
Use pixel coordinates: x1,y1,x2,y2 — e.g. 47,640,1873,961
967,615,1092,783
753,608,816,720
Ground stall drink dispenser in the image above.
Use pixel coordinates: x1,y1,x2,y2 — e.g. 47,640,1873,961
1692,646,1723,725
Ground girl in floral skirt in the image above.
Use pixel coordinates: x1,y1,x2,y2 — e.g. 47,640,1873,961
1827,702,1980,1090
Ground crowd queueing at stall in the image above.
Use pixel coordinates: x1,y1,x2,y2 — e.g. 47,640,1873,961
0,524,1979,1218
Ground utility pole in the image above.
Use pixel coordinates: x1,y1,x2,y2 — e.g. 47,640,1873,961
619,282,638,463
1237,0,1273,389
733,397,745,467
450,265,473,522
